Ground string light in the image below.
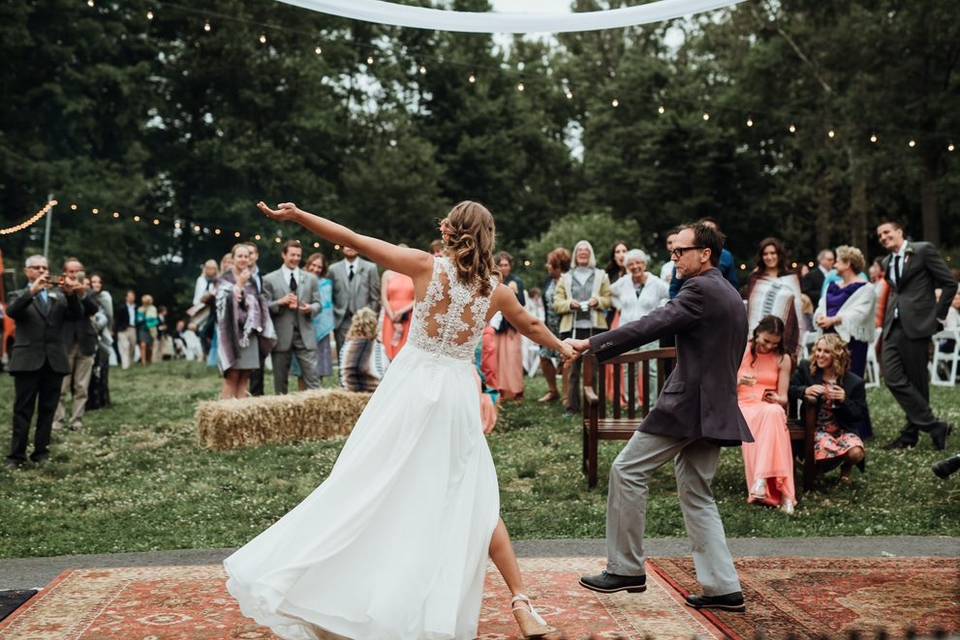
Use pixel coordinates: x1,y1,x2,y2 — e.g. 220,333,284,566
203,20,211,32
746,117,753,127
611,98,619,107
658,105,665,114
92,208,99,215
366,55,374,65
255,234,262,241
828,129,836,139
194,225,202,232
234,231,241,238
0,200,57,236
112,212,120,218
702,112,710,121
133,215,141,222
418,65,427,75
949,143,955,152
788,124,797,133
315,46,322,55
153,218,161,225
517,82,525,92
870,134,878,143
313,242,320,248
146,10,154,20
87,0,94,6
70,203,78,211
259,34,267,44
275,237,282,243
214,227,221,234
468,73,476,83
565,90,573,100
908,139,916,148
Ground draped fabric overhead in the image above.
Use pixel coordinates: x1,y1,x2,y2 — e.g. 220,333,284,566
274,0,746,33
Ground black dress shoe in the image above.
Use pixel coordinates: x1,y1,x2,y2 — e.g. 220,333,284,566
579,571,647,594
883,437,917,450
930,423,953,451
933,454,960,479
685,591,746,612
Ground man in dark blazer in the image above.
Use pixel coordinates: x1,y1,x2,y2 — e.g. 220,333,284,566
801,248,836,308
53,258,100,431
877,220,957,450
5,255,85,469
568,223,751,613
329,245,380,350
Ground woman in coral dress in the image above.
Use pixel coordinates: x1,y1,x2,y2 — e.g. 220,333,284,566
737,315,796,514
381,266,416,360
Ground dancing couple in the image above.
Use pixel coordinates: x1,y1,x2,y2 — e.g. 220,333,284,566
225,203,750,639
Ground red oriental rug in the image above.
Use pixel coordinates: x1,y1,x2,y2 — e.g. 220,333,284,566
0,558,726,640
650,556,960,640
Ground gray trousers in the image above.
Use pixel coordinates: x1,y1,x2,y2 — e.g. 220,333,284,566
606,430,741,596
271,330,320,394
882,320,937,441
53,344,95,430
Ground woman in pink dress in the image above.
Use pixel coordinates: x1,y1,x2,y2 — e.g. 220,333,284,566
380,266,416,360
737,315,796,514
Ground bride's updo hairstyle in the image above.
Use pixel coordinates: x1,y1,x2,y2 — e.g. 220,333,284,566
440,201,497,296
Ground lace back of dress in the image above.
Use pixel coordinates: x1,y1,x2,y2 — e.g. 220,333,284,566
411,258,494,360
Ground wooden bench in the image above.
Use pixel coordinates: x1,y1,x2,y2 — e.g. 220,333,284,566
581,348,676,488
581,348,819,494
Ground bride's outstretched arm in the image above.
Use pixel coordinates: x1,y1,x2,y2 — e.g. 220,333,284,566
258,201,433,281
493,284,575,361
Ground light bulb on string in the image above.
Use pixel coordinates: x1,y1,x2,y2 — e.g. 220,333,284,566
948,143,955,152
194,225,202,233
870,134,878,143
366,56,374,65
70,204,78,211
468,73,476,83
174,222,181,229
87,0,94,6
315,46,322,55
259,34,267,44
92,208,99,215
133,215,141,222
146,10,154,20
203,20,211,32
828,129,836,139
611,98,619,108
657,105,665,114
418,65,427,75
214,228,221,234
234,231,241,238
565,90,573,100
908,139,916,148
746,117,754,127
112,212,120,219
702,112,710,121
153,219,160,225
254,234,262,241
313,242,320,248
788,124,797,134
275,237,282,244
517,82,525,92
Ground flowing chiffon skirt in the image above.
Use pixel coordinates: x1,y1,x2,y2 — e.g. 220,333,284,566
224,344,501,640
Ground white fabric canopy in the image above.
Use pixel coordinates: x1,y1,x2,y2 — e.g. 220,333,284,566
275,0,745,33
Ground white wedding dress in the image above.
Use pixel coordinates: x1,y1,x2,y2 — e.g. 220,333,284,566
225,257,501,640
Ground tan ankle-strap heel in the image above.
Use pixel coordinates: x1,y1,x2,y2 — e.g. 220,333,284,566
511,594,556,639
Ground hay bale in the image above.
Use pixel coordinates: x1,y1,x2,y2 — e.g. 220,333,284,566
196,389,372,451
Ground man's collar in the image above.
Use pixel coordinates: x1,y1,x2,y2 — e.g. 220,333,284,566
345,257,359,265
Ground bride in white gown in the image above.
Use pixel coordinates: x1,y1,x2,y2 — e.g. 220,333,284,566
225,200,575,640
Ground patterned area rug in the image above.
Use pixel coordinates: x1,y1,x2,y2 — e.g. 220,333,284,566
0,558,725,640
650,557,960,640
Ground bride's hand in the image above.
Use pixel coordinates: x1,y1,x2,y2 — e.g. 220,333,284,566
257,201,302,223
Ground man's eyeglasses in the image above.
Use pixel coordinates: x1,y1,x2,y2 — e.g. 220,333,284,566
671,246,704,259
27,265,49,271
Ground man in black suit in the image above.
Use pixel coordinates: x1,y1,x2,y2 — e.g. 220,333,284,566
5,255,85,469
878,220,957,450
801,248,835,308
568,223,751,613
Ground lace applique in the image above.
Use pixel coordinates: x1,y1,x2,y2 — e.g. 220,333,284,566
410,257,496,360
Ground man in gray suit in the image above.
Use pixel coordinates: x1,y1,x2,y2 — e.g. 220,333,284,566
878,220,957,450
329,245,380,350
568,223,751,613
6,255,86,469
263,240,322,394
53,258,100,431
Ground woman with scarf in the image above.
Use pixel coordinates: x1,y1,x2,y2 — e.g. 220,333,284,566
746,237,804,358
216,244,276,399
554,240,612,413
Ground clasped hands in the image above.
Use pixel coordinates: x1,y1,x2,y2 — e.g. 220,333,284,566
805,383,845,403
559,337,591,365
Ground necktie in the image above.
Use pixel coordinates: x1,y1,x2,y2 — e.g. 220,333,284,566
289,272,298,293
349,264,355,281
893,255,902,285
39,289,49,311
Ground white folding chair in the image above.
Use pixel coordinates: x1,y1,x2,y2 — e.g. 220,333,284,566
931,329,960,386
864,335,881,389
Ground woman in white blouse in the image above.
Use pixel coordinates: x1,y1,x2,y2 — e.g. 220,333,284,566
813,245,876,379
611,249,669,325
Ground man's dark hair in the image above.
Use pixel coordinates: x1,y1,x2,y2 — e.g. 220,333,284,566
687,222,724,267
877,218,904,232
281,239,302,254
697,216,722,232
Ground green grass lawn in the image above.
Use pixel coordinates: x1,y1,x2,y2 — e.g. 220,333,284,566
1,361,958,558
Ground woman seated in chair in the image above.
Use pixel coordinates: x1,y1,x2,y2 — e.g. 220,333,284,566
339,307,389,393
737,315,795,514
789,334,869,485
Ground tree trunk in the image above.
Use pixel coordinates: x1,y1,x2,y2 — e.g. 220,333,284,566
920,154,940,245
848,152,869,255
